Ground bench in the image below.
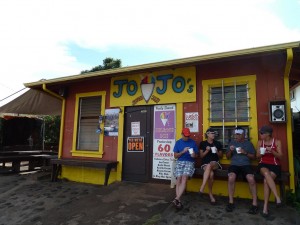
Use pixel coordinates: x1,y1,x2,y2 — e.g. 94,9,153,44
31,154,58,171
50,158,119,186
194,167,290,202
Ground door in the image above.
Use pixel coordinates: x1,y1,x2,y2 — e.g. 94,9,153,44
122,106,153,182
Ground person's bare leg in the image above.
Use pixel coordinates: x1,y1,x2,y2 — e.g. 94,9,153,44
175,175,188,202
246,174,257,206
263,178,271,214
260,168,281,204
228,173,236,204
175,176,181,199
200,165,211,193
208,171,215,203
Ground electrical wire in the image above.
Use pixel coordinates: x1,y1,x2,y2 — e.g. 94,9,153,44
0,87,27,102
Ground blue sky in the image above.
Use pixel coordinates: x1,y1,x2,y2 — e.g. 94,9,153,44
0,0,300,106
67,43,175,68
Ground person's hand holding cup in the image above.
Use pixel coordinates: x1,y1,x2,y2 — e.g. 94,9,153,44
211,146,217,154
260,147,266,155
188,148,194,155
236,147,242,154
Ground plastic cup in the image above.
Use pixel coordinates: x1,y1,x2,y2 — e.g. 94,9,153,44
211,147,217,153
188,148,194,154
260,147,266,155
236,147,241,154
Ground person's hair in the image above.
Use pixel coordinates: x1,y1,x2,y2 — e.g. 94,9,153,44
205,128,215,139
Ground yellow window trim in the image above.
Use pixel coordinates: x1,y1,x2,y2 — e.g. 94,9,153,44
71,91,106,158
202,75,258,164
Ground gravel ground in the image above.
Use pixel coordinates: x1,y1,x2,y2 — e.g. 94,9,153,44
0,172,299,225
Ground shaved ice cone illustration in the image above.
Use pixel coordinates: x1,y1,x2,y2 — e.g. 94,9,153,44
160,112,169,126
140,75,155,103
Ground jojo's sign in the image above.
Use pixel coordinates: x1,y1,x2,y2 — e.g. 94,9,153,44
110,67,196,106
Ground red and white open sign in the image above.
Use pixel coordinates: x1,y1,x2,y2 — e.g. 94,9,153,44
127,137,144,152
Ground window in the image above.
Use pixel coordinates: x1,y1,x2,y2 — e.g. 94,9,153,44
210,84,249,122
72,91,106,157
210,126,249,148
77,96,101,151
202,75,258,150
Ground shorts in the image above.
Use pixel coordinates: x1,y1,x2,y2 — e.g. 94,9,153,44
257,163,281,178
174,161,195,178
228,165,254,179
201,161,222,170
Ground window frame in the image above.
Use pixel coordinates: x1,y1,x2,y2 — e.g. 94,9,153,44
71,91,106,158
202,75,258,163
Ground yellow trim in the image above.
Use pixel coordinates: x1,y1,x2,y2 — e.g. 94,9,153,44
116,106,124,181
284,48,295,192
202,75,258,164
187,179,278,201
42,84,65,158
71,91,106,158
62,166,117,185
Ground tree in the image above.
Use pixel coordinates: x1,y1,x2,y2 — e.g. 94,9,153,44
43,115,60,150
81,57,122,74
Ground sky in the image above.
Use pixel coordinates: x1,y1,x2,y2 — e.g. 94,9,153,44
0,0,300,106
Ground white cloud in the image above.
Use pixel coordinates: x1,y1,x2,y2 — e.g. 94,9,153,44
0,0,299,104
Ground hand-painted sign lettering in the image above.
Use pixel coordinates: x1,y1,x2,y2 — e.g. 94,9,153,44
110,67,196,106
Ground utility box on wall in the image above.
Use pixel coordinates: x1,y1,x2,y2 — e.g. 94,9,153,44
269,100,286,123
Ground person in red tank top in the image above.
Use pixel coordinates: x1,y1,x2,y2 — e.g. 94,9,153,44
256,125,283,218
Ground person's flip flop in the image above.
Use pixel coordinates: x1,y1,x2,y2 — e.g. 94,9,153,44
210,200,217,205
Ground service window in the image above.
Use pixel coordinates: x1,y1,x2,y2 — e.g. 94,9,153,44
72,91,106,157
202,75,258,150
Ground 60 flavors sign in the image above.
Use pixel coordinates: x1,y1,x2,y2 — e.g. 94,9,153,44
154,141,174,157
152,139,174,180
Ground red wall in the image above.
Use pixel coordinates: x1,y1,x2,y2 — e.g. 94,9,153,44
60,53,290,171
61,77,117,161
195,54,288,171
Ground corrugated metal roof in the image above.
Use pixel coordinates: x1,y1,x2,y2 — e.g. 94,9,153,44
24,41,300,88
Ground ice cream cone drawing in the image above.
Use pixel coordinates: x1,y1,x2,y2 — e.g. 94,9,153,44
140,75,155,103
160,112,169,126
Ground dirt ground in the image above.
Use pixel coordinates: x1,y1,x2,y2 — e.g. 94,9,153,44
0,171,300,225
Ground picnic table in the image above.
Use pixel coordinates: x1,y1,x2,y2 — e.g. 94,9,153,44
0,151,57,173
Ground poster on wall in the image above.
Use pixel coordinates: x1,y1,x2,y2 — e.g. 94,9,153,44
152,104,176,180
185,112,199,132
131,122,140,136
104,108,120,136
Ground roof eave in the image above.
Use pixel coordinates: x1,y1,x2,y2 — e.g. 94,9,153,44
24,41,300,88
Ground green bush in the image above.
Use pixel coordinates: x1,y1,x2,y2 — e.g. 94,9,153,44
43,115,60,144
